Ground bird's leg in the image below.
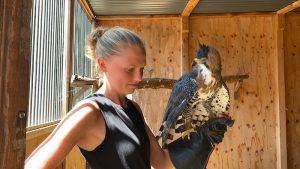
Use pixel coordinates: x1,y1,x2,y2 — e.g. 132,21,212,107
217,112,231,119
181,128,196,140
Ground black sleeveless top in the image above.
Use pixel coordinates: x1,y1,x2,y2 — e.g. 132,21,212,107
78,93,151,169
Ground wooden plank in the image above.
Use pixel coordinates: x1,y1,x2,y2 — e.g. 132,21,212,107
97,14,181,21
189,13,279,168
0,0,32,168
277,0,300,14
273,14,287,169
62,0,74,117
181,16,190,73
284,13,300,169
26,122,59,140
78,0,95,21
67,0,75,112
182,0,201,17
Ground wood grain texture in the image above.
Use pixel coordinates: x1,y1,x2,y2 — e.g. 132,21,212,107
274,14,287,169
189,14,279,169
182,0,200,17
284,12,300,169
65,146,86,169
277,0,300,14
0,0,32,168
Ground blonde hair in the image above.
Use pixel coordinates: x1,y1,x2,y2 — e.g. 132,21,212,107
85,26,146,60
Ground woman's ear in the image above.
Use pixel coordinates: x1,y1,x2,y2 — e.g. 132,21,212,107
97,57,107,72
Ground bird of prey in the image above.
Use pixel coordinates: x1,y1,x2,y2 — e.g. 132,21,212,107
156,43,230,148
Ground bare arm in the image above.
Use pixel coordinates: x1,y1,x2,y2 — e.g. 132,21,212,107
131,101,175,169
25,100,101,169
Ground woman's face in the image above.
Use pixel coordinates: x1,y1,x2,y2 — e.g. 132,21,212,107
98,45,146,95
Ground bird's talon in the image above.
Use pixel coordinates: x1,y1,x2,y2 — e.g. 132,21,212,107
181,128,196,140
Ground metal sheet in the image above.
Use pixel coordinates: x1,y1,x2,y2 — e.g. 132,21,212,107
193,0,296,13
88,0,189,15
87,0,299,15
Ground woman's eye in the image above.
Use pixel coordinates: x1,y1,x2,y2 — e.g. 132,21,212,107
126,68,134,73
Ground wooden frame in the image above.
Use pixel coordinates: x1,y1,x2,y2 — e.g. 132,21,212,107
77,0,95,21
182,0,201,16
0,0,32,168
26,120,60,140
274,14,287,169
97,15,181,21
277,0,300,14
62,0,75,116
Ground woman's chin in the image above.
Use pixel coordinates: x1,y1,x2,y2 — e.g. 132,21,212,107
127,88,135,94
127,85,137,94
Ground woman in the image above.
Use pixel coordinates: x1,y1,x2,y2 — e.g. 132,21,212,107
25,26,232,169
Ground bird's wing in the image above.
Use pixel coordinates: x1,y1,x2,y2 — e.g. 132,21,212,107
162,70,199,134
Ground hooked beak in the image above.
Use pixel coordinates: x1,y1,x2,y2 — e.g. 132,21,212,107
192,58,205,67
192,60,197,67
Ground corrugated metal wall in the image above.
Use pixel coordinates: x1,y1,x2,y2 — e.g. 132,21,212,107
193,0,296,13
88,0,298,15
27,0,65,127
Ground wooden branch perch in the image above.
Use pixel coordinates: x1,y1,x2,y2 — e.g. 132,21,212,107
70,74,99,87
71,74,249,89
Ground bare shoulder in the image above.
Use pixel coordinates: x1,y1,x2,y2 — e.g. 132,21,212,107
50,99,102,142
25,99,104,168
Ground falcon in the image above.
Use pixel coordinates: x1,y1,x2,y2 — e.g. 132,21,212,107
156,42,230,148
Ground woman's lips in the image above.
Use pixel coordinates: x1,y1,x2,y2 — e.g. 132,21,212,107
128,84,139,88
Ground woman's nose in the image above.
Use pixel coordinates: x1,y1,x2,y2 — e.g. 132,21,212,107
134,70,143,82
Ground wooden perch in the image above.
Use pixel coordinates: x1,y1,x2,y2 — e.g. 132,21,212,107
71,74,249,89
70,74,99,87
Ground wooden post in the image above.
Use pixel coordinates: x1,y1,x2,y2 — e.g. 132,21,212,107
0,0,32,168
274,14,287,169
62,0,75,117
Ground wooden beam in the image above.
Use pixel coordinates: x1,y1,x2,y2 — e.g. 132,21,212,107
96,14,181,21
182,0,201,17
274,14,287,169
62,0,74,117
78,0,95,21
0,0,32,168
277,0,300,14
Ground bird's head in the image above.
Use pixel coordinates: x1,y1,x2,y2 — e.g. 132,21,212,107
192,41,222,74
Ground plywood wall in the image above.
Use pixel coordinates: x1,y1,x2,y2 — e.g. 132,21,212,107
98,17,183,133
189,14,280,169
284,13,300,169
70,13,294,169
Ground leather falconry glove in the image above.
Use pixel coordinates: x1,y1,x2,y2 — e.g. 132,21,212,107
167,117,234,169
